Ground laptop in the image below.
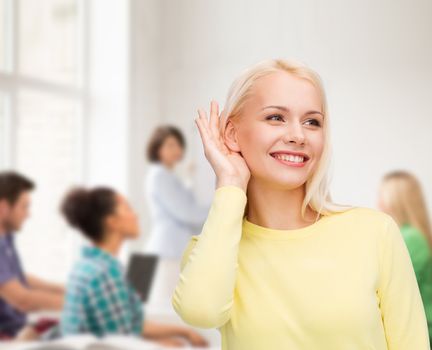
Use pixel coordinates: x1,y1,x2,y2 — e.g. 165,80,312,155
126,253,159,303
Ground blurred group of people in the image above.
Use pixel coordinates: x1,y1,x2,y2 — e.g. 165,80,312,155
0,123,431,345
0,125,210,347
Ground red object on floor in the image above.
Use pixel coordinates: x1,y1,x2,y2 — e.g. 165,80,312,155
33,318,58,334
0,333,12,340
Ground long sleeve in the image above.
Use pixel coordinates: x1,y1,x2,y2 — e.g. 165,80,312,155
171,186,247,329
377,216,430,349
148,167,209,227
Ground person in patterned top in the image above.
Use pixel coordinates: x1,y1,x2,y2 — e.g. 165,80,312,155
60,186,207,348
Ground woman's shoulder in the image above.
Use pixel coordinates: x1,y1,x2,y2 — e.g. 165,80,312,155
329,206,391,222
401,224,429,248
146,163,162,180
146,163,176,187
401,224,425,238
69,256,120,287
147,163,172,177
326,206,398,238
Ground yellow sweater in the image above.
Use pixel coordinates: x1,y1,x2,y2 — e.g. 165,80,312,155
172,186,429,349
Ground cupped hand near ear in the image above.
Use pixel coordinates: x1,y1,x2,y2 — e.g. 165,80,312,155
195,101,250,192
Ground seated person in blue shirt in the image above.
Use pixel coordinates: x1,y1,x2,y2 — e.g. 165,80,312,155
0,171,64,339
60,187,208,348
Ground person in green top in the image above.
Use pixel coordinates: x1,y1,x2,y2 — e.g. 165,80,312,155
378,170,432,344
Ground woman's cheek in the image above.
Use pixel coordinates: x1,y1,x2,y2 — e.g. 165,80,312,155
240,134,267,163
309,132,325,158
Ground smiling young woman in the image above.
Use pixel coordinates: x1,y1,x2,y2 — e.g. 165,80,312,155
171,59,429,349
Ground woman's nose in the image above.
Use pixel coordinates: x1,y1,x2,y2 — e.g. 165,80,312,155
282,124,306,145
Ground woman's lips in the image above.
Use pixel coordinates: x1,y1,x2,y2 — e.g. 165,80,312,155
270,152,309,168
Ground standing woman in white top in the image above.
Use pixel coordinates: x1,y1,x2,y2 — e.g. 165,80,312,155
145,126,209,259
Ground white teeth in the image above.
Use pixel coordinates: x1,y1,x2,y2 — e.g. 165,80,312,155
273,154,305,163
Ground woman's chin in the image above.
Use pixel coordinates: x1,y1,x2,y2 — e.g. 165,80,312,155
250,175,307,190
276,180,307,190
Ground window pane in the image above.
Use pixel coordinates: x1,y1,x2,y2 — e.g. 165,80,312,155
18,0,79,85
0,93,7,168
0,0,6,70
15,90,82,281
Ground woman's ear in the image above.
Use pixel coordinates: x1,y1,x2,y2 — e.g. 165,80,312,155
104,215,117,234
0,199,8,218
224,119,241,152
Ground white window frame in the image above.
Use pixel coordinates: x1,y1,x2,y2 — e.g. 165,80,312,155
0,0,89,179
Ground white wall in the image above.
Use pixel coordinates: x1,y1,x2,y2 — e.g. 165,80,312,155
130,0,432,222
128,0,163,252
86,0,130,193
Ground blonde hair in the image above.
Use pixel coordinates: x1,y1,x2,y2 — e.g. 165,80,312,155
220,59,350,218
381,171,432,248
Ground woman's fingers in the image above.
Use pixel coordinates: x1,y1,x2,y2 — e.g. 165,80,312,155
197,108,210,133
196,102,227,158
209,100,219,136
209,100,225,151
197,107,207,122
195,109,213,148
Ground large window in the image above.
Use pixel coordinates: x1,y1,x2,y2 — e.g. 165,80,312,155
0,93,8,168
0,0,86,282
18,0,79,85
0,0,9,71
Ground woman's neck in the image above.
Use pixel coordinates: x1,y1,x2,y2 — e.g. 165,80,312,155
246,178,319,230
161,161,174,170
97,232,123,257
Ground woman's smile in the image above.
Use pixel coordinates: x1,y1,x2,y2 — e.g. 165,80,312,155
270,151,310,168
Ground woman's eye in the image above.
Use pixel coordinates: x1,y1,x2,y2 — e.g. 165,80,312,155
304,118,321,127
266,114,284,122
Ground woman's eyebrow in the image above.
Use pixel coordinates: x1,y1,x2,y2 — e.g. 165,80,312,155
304,110,324,117
262,105,289,112
262,105,324,117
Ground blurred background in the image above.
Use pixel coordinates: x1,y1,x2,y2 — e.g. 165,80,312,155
0,0,431,341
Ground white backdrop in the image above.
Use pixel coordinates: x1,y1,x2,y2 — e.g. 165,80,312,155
129,0,432,242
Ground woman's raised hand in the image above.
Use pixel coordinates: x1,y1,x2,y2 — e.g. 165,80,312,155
195,101,250,192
